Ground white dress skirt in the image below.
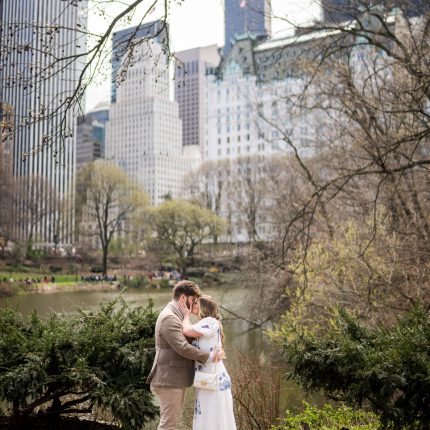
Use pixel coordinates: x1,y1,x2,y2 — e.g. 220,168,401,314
192,317,237,430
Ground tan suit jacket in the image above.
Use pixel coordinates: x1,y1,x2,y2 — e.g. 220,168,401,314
147,301,210,388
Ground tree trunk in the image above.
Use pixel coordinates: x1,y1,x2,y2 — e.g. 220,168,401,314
102,245,108,276
26,238,33,258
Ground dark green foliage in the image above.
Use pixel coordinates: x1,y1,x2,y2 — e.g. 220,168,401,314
185,268,205,278
283,306,430,430
0,297,158,429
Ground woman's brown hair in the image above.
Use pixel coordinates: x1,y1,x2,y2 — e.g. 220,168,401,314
198,295,225,350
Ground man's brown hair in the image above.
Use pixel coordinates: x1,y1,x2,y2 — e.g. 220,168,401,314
172,280,201,299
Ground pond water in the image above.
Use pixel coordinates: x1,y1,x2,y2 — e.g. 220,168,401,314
0,285,265,354
0,285,312,427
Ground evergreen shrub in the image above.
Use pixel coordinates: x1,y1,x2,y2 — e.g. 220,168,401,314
0,297,158,429
282,306,430,430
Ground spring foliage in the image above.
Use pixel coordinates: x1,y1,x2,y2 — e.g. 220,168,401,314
0,297,158,429
273,403,379,430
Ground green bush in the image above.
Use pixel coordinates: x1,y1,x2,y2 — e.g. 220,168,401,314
282,306,430,430
273,403,379,430
49,265,63,273
26,249,45,261
159,278,170,289
0,296,158,429
6,264,32,273
186,268,205,278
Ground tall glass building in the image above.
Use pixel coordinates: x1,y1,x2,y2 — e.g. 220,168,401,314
0,0,87,250
223,0,271,56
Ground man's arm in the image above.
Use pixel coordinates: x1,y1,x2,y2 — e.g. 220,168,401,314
160,315,209,363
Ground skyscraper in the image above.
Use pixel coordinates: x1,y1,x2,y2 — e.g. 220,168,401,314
0,0,87,250
76,103,109,171
175,45,220,154
224,0,271,56
106,24,186,206
111,20,168,103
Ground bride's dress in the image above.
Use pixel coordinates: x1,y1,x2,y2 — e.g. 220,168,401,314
191,316,237,430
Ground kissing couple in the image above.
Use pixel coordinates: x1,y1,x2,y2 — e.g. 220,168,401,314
147,280,237,430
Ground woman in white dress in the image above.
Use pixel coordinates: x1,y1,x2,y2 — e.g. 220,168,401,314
179,295,237,430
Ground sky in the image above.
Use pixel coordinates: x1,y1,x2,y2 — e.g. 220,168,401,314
85,0,321,112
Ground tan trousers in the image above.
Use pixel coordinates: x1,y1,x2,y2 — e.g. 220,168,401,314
151,386,186,430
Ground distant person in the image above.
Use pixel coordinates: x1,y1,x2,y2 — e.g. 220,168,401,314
179,295,236,430
147,281,222,430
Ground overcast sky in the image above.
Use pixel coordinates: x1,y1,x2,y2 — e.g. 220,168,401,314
85,0,321,111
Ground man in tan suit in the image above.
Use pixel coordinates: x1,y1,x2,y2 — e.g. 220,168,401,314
147,280,218,430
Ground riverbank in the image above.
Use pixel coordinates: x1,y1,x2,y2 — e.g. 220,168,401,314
0,281,121,298
0,270,246,298
31,281,121,294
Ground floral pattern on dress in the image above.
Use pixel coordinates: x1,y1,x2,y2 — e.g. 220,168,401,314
218,371,232,391
194,398,202,416
191,317,237,430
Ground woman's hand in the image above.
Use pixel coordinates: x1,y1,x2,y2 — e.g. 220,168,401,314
178,300,192,318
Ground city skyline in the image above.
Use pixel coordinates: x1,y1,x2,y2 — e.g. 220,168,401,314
85,0,321,111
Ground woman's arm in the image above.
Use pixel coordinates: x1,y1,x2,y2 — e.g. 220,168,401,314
178,301,203,338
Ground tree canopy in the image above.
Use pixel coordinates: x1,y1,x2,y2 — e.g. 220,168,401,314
149,199,225,272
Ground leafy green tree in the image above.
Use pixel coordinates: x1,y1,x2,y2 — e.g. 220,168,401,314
150,199,225,273
0,297,158,429
281,306,430,430
77,160,148,275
